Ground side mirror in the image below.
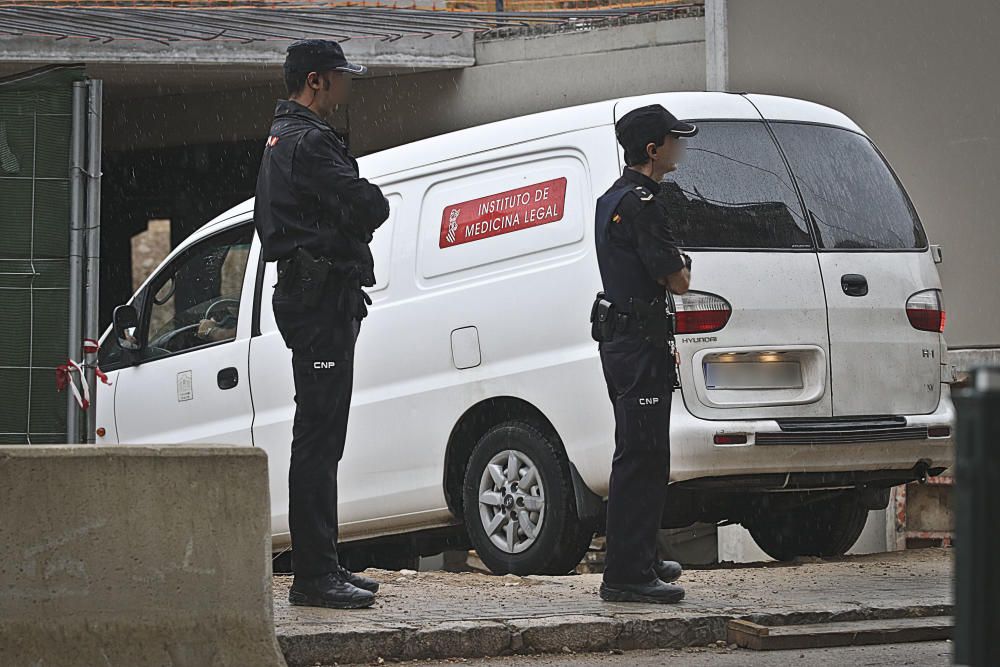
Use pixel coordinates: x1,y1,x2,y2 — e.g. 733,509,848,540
112,304,141,351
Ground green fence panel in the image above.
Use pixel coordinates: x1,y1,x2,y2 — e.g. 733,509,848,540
0,66,85,444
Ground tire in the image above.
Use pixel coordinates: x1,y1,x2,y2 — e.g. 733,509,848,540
462,421,593,575
747,493,870,561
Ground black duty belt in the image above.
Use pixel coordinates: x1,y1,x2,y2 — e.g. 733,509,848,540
276,248,372,317
590,292,675,346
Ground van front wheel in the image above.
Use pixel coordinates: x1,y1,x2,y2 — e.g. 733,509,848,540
462,421,593,575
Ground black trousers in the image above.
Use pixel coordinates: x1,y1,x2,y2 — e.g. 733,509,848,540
600,336,674,585
273,288,359,578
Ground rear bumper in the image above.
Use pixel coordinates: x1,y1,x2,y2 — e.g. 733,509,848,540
669,385,956,485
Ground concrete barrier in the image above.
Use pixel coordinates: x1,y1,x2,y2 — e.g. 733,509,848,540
0,445,287,667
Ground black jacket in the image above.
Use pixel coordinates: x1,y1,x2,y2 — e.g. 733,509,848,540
595,168,685,307
254,100,389,286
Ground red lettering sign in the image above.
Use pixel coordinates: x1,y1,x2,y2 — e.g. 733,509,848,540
439,177,567,249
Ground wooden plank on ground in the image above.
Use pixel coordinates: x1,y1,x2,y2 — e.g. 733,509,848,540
728,615,953,651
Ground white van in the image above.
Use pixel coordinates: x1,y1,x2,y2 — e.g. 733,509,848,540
97,92,955,573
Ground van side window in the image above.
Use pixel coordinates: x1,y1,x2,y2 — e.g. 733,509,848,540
771,123,927,250
662,121,812,249
139,224,254,362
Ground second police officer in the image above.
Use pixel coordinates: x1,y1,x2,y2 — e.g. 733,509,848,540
254,39,390,610
591,104,695,604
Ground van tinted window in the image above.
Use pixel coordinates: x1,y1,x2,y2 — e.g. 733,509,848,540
771,123,927,250
662,121,812,249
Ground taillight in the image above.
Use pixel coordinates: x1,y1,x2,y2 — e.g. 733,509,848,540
673,291,731,334
906,289,946,333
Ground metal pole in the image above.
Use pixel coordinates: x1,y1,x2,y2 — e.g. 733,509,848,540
953,367,1000,666
705,0,729,92
83,79,102,444
66,82,86,444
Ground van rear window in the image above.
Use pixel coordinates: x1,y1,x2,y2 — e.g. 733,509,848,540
771,123,927,250
662,121,813,249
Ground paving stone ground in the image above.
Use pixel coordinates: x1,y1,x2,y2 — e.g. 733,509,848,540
273,548,952,666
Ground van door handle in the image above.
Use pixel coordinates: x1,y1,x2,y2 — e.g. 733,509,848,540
841,273,868,297
217,367,239,390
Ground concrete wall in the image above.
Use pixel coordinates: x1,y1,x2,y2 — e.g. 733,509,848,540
101,16,705,154
350,16,706,152
726,0,1000,348
0,445,285,667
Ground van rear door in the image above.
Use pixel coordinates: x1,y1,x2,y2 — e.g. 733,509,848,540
767,121,942,417
615,95,833,420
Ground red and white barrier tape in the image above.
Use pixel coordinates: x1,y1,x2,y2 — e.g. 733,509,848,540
56,338,111,411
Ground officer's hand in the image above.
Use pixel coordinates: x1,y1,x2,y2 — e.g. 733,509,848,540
662,267,691,295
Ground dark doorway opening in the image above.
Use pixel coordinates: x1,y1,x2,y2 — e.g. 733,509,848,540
100,138,263,328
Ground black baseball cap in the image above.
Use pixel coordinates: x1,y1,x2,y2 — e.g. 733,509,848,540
284,39,368,76
616,104,697,165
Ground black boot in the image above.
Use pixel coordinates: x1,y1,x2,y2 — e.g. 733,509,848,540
337,565,380,593
654,559,682,583
289,572,375,609
600,578,685,604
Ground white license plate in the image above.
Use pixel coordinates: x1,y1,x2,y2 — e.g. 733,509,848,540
704,361,803,390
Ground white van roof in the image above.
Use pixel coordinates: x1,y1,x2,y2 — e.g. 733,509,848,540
360,92,864,179
195,92,865,240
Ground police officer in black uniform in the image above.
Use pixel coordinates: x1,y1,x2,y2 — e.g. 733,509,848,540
591,104,695,604
255,39,390,609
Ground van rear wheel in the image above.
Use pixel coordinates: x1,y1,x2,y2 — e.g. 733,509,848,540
747,493,869,561
462,421,593,575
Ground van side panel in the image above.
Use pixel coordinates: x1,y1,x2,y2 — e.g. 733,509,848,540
415,155,587,283
327,126,622,536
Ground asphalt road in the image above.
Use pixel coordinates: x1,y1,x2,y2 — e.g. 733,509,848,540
389,641,952,666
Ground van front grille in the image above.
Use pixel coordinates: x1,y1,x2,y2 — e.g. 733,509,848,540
755,427,929,446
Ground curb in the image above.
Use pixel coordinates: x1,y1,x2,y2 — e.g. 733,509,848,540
277,603,953,666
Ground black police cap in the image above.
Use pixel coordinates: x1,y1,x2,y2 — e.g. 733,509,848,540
284,39,368,76
615,104,697,164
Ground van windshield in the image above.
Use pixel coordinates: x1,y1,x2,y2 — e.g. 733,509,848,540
770,122,927,250
661,121,813,249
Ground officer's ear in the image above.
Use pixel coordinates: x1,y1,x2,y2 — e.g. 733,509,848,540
645,141,659,162
307,71,322,91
